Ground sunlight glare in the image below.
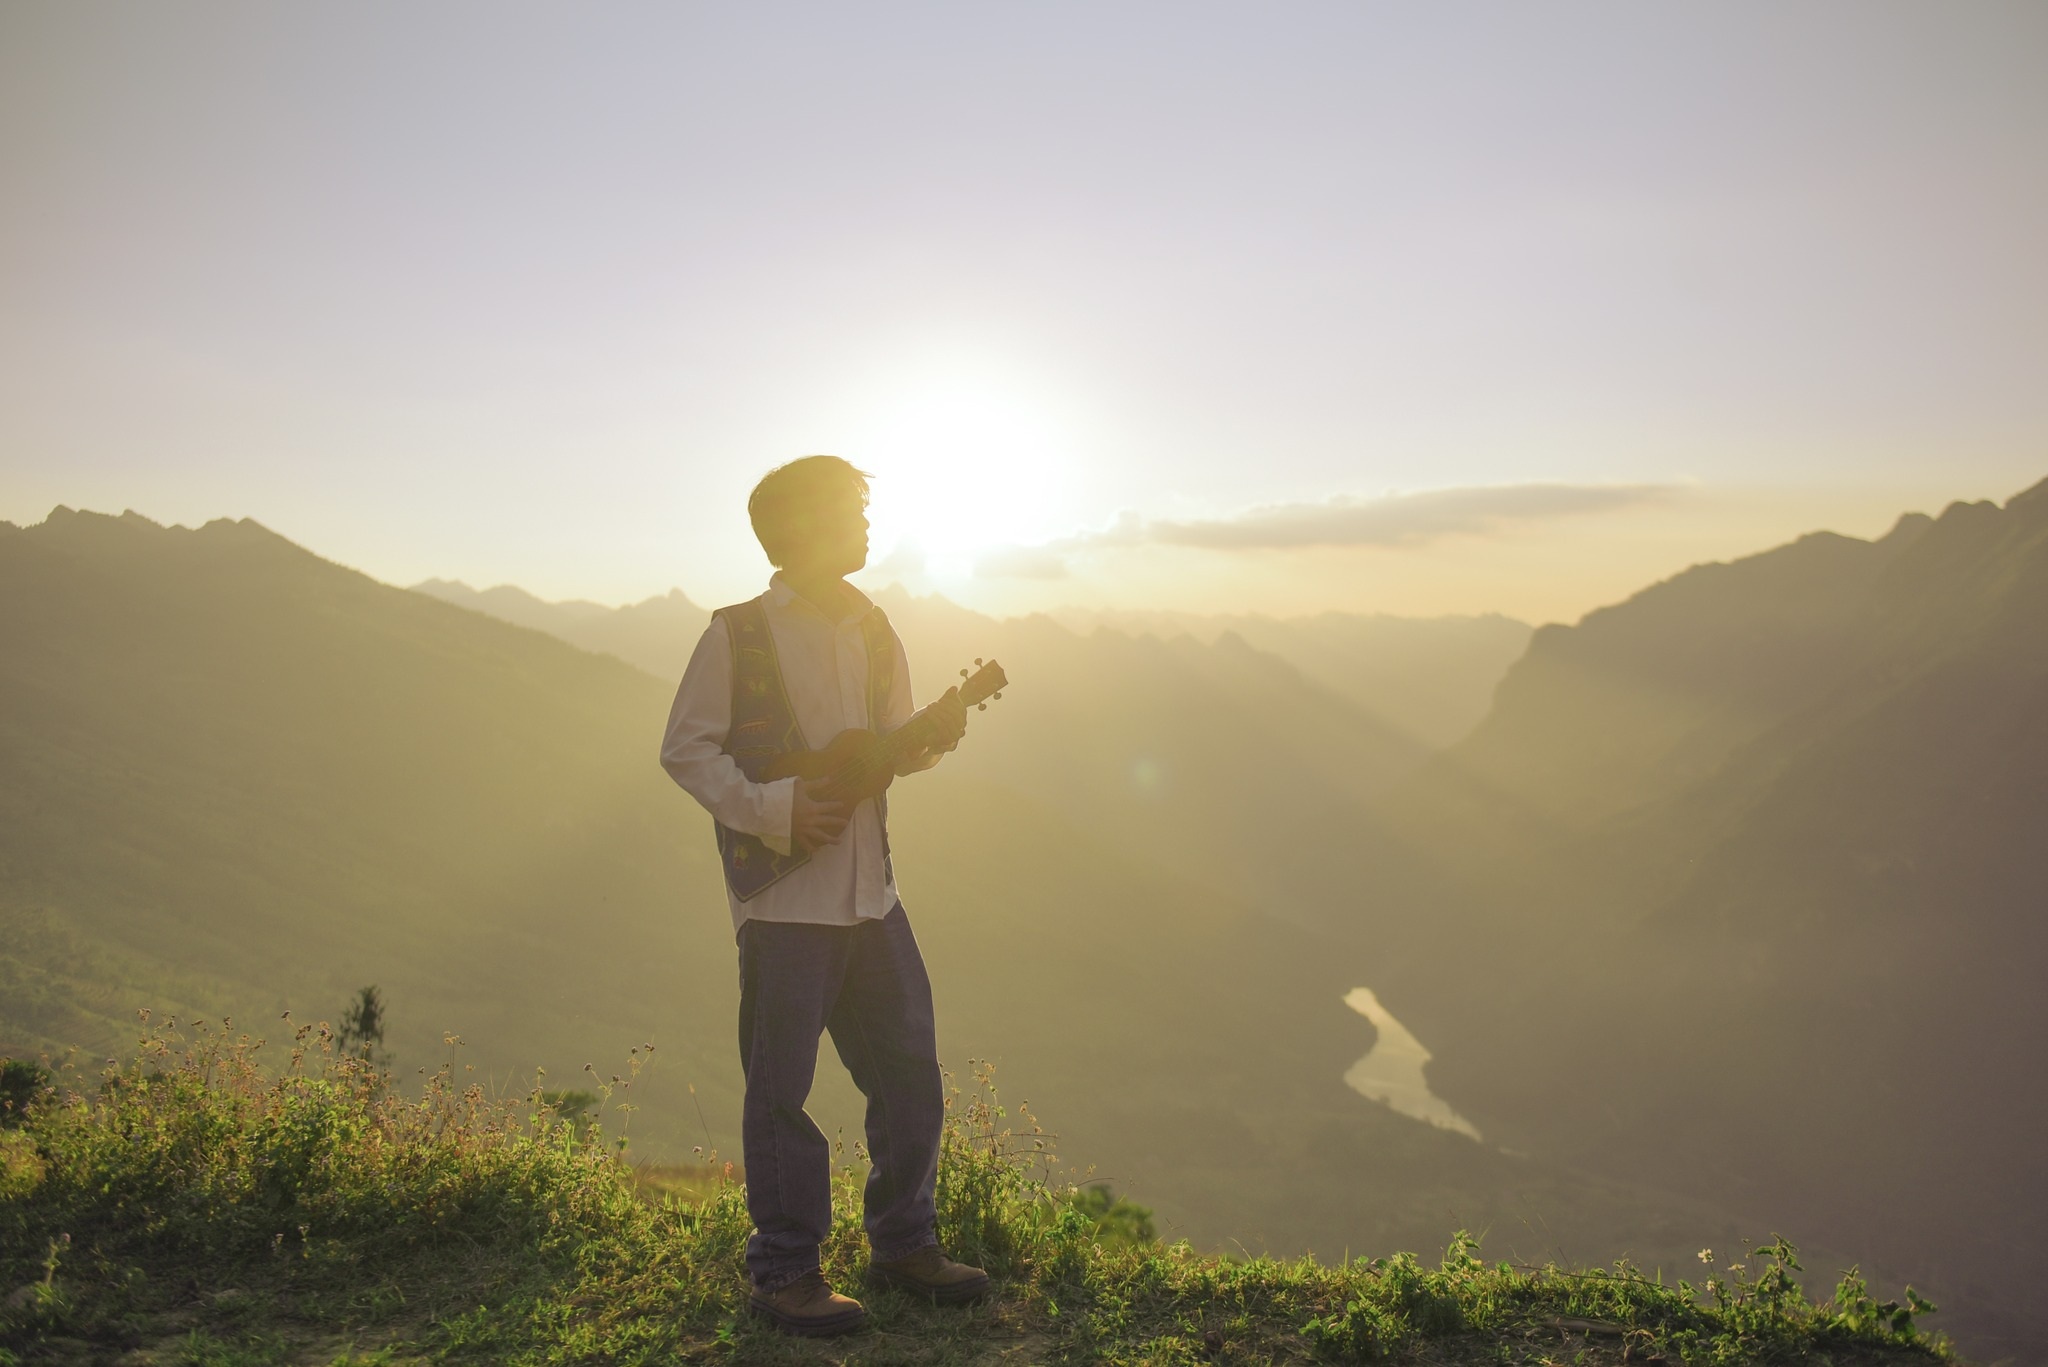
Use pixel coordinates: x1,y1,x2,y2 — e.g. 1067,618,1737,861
850,370,1079,584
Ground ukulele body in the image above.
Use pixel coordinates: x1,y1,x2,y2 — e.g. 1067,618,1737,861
757,728,896,803
750,661,1006,806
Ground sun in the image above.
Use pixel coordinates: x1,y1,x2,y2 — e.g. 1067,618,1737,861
848,370,1080,583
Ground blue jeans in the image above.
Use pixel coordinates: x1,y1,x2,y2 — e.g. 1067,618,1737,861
736,904,943,1291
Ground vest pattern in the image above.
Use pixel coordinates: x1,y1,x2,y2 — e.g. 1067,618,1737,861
713,595,897,902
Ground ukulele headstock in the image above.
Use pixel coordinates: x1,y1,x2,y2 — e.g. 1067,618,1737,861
956,657,1008,710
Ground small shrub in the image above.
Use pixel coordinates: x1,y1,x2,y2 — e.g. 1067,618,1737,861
1304,1295,1409,1360
0,1061,50,1129
932,1059,1060,1276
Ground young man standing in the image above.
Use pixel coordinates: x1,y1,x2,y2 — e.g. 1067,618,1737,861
660,456,987,1337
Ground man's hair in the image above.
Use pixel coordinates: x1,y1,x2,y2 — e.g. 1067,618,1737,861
747,455,873,568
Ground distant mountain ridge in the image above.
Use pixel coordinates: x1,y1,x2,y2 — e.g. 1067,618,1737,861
412,578,711,683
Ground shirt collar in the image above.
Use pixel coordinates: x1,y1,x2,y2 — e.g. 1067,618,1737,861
766,572,875,625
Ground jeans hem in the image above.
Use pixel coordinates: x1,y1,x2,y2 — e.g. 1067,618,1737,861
753,1257,824,1295
870,1233,940,1265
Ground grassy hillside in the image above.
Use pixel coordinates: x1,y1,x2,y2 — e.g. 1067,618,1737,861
0,1031,1951,1366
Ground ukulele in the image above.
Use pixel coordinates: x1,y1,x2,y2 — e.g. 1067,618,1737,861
758,658,1009,804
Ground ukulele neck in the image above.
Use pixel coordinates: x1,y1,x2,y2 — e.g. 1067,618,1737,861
861,659,1006,782
879,706,947,767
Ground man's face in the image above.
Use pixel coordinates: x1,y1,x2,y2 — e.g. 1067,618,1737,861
787,480,869,578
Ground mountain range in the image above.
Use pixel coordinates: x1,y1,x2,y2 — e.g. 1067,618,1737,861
6,484,2046,1357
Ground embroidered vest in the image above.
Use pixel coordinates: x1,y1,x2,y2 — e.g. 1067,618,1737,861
713,595,897,902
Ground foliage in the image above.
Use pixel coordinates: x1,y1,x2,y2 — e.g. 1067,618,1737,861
0,1022,1952,1365
334,986,388,1064
538,1089,597,1132
1070,1183,1157,1248
0,1062,50,1130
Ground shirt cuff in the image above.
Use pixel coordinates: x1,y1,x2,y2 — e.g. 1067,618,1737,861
760,777,795,857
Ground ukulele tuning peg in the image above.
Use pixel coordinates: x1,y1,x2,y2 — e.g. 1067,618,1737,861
993,691,1002,700
977,702,988,711
959,668,969,678
974,657,984,667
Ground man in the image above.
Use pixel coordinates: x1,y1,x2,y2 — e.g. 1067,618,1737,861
659,455,987,1337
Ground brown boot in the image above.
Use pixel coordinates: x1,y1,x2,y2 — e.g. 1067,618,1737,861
748,1271,868,1337
869,1246,992,1305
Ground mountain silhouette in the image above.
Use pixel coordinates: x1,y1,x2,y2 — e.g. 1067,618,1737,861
1375,479,2048,1357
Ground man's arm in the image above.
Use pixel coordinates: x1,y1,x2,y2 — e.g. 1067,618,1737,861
660,622,847,853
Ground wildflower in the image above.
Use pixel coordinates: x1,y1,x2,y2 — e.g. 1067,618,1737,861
1698,1248,1714,1265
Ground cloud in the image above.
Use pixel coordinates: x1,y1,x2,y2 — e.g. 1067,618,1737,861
970,482,1679,578
1142,482,1677,550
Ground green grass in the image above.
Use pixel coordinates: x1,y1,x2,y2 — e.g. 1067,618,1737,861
0,1025,1950,1365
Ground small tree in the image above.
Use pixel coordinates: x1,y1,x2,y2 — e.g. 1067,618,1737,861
336,985,388,1064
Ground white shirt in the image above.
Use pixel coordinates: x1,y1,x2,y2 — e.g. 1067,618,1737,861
660,574,931,931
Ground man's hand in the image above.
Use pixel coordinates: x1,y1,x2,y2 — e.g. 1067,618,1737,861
790,778,849,853
925,687,968,753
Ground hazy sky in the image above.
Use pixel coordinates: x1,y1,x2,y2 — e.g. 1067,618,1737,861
4,2,2045,622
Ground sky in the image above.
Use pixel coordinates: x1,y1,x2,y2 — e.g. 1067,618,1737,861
3,2,2045,624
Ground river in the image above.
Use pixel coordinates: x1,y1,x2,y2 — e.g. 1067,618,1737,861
1342,987,1482,1141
